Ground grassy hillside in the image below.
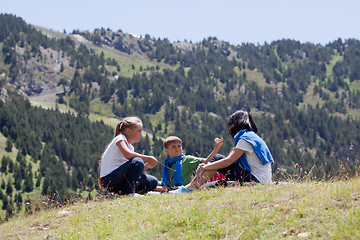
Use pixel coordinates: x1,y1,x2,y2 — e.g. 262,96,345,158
0,178,359,239
2,16,360,234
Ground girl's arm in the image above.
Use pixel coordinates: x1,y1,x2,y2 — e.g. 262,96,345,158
199,147,245,171
201,137,223,164
116,140,158,168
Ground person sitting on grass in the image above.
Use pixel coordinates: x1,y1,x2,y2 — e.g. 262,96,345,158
98,116,159,196
161,136,223,191
169,109,274,194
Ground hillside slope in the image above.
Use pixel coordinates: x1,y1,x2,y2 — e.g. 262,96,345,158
1,13,360,223
1,178,360,239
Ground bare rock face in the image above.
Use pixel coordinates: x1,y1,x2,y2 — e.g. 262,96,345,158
7,28,236,99
13,45,71,97
0,87,8,103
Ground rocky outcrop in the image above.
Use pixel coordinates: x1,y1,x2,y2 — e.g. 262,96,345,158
13,45,71,96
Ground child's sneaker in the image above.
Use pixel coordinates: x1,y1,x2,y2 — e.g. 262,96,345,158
169,187,193,194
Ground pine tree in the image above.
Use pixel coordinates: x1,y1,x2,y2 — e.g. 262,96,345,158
23,163,34,192
16,193,23,212
1,156,9,172
13,164,22,191
6,178,13,196
1,179,5,189
5,136,12,152
2,194,8,210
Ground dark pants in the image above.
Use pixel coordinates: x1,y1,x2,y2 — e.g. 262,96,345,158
100,157,158,195
210,154,259,183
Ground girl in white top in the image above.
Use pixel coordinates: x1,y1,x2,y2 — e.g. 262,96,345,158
170,110,274,194
99,116,159,195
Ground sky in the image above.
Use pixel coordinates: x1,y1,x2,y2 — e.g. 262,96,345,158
1,0,360,46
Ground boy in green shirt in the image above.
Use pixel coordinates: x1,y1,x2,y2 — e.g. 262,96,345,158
161,136,222,189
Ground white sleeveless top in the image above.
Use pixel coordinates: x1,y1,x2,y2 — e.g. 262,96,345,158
100,134,133,177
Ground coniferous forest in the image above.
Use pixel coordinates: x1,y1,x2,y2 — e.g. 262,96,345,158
0,13,360,221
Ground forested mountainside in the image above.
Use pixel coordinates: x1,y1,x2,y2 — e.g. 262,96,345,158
0,13,360,220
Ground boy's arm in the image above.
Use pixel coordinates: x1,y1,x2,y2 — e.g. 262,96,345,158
201,137,223,164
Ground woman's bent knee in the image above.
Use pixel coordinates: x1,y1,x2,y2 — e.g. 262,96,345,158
145,174,158,191
131,157,145,170
150,177,158,190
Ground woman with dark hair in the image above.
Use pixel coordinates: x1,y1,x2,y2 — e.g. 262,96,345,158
170,110,274,194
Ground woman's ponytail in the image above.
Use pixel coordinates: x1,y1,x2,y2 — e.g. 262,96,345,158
114,121,123,137
248,113,258,133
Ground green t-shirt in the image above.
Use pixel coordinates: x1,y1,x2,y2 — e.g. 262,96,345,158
168,155,202,186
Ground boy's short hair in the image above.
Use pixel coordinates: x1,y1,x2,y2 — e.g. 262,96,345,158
164,136,182,149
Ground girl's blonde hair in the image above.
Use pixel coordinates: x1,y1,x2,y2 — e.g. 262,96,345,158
114,116,143,137
98,116,142,191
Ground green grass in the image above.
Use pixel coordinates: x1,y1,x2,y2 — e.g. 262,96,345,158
299,83,325,110
239,69,267,87
326,53,343,79
89,98,114,117
0,134,18,161
88,113,119,129
1,178,359,239
92,45,171,78
36,71,44,80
